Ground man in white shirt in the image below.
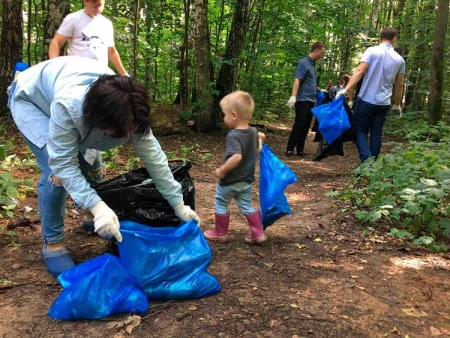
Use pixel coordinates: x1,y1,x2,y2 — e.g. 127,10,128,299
49,0,128,76
336,27,405,162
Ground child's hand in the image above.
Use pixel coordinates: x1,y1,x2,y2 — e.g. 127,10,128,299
258,132,266,142
215,168,226,179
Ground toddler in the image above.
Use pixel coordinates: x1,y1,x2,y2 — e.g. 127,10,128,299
204,91,266,244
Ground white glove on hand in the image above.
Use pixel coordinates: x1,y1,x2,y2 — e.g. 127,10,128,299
348,101,353,109
174,203,201,225
335,89,347,99
91,201,122,242
286,96,296,108
392,104,402,118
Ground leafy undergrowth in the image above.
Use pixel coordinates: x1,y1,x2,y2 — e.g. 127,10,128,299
330,112,450,252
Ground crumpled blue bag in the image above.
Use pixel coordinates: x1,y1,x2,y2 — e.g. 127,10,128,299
311,96,351,144
118,220,221,300
316,90,326,106
48,254,148,320
259,144,298,228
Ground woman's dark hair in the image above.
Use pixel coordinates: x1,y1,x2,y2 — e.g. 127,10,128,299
83,75,151,138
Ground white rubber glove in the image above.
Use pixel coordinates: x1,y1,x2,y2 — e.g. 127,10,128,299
348,101,353,109
286,96,296,108
335,89,347,99
174,203,201,225
90,201,122,242
392,104,402,118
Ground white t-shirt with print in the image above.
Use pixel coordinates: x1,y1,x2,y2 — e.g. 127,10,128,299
57,10,114,66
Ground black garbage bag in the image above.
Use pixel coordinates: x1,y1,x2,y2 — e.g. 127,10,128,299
92,162,195,227
313,99,356,161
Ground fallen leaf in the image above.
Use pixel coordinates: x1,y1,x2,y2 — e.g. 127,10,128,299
106,321,124,330
264,262,275,268
430,326,441,336
269,319,278,327
189,306,197,311
401,307,428,317
106,315,141,332
290,304,299,308
124,315,141,327
437,312,450,320
295,244,306,249
314,238,322,242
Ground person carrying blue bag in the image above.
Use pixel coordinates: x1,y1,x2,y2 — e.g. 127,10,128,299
203,91,267,244
336,27,405,162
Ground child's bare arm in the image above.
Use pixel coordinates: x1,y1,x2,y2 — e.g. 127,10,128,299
257,132,266,153
215,153,243,179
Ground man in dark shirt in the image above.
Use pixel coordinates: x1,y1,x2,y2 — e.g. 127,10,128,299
286,42,326,157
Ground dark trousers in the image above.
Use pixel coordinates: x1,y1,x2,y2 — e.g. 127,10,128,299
286,101,314,153
353,98,389,162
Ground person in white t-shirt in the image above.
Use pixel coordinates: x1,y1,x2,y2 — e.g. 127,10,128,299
336,27,405,162
49,0,128,76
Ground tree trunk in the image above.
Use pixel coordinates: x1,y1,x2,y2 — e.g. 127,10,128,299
42,0,70,60
176,0,190,109
129,0,139,77
427,0,449,124
0,0,23,111
215,0,254,98
191,0,215,133
212,0,254,126
393,0,405,21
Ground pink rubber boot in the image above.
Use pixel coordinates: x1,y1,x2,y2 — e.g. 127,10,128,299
244,210,267,244
204,212,230,243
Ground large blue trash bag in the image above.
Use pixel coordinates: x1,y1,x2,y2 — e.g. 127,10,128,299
48,254,149,320
311,96,351,144
118,220,221,300
259,144,298,228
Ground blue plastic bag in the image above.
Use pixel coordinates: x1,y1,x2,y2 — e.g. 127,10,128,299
259,144,298,228
12,61,29,82
118,220,221,300
48,254,148,320
316,90,326,106
311,96,351,144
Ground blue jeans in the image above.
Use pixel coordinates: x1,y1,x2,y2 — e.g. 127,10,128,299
215,182,256,215
354,99,390,162
22,136,103,244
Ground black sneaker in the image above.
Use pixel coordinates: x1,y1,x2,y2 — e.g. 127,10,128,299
285,150,295,157
297,151,307,157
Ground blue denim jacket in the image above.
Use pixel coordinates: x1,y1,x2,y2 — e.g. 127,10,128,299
9,56,183,210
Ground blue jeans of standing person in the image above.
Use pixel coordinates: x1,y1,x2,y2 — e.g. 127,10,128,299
22,136,103,244
215,182,256,215
354,99,390,162
286,101,315,154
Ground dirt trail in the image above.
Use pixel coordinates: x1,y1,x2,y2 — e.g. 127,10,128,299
1,128,450,338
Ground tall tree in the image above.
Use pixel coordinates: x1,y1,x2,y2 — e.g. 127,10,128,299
175,0,190,109
0,0,23,110
191,0,214,133
42,0,70,60
427,0,449,124
214,0,254,99
129,0,140,77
